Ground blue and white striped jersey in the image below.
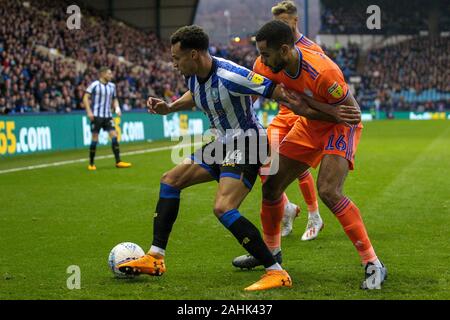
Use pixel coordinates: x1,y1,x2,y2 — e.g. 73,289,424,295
85,80,117,118
186,56,275,142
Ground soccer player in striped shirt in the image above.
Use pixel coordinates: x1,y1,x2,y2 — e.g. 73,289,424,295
117,25,359,291
83,67,131,170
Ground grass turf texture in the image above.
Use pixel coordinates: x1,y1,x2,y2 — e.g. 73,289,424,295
0,120,449,300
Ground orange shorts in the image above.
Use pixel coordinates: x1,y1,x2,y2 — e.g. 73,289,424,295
267,113,299,146
279,117,363,170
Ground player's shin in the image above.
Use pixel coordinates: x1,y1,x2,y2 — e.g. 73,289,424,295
219,209,279,269
298,170,319,214
261,196,284,252
332,197,378,265
111,137,121,163
89,141,98,165
152,183,181,255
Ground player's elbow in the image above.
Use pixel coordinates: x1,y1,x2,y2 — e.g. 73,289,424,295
347,92,360,110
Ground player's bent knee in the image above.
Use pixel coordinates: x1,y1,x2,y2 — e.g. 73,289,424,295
318,184,342,209
212,206,225,218
262,182,283,202
213,202,235,218
160,171,183,190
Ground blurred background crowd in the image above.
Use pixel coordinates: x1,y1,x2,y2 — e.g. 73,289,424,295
0,0,449,115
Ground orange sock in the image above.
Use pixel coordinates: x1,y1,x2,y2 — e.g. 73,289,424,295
260,196,285,251
332,197,377,264
298,170,318,212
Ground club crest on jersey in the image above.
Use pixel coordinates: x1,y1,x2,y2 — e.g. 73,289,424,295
328,82,344,99
210,88,220,103
247,72,264,85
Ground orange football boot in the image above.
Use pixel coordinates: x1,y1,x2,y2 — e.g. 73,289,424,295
117,254,166,276
88,164,97,171
244,270,292,291
116,161,132,168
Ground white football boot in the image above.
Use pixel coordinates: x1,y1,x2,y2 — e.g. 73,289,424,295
301,213,324,241
281,202,300,237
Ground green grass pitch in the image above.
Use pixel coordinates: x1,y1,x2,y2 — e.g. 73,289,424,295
0,120,449,300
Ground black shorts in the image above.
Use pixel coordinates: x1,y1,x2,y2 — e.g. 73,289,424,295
91,117,115,134
190,131,269,190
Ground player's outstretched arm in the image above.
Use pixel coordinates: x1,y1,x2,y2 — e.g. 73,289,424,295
300,92,361,124
270,85,336,122
147,91,195,115
278,87,361,124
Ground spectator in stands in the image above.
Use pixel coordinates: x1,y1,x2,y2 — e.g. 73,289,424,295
0,96,8,114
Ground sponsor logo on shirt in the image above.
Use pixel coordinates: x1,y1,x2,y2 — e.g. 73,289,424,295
328,82,344,99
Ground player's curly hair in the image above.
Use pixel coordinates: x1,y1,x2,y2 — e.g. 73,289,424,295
255,20,294,49
271,1,298,16
170,25,209,51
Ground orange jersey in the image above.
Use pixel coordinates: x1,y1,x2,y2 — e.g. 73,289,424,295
254,46,350,110
295,34,324,55
254,35,325,117
254,46,362,170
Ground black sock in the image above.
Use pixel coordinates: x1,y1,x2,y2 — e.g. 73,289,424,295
89,141,97,165
152,183,181,250
219,209,276,268
112,137,120,163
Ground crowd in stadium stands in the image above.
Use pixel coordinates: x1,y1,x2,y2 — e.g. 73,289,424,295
322,43,360,79
210,44,256,70
215,37,450,113
0,0,186,115
319,0,449,35
195,0,274,44
358,36,449,113
0,0,449,115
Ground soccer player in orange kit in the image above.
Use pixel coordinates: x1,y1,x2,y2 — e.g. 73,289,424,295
232,1,328,270
237,20,387,289
270,1,325,241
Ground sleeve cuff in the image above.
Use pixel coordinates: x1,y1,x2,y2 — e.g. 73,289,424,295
331,90,349,105
264,82,276,99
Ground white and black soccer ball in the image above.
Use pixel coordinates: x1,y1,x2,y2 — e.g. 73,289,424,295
108,242,145,278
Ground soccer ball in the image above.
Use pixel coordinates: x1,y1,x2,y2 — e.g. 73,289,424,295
108,242,145,278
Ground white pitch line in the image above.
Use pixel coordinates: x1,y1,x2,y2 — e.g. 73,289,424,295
0,142,203,175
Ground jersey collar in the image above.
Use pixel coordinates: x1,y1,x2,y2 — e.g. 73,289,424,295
197,57,217,84
295,33,304,44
